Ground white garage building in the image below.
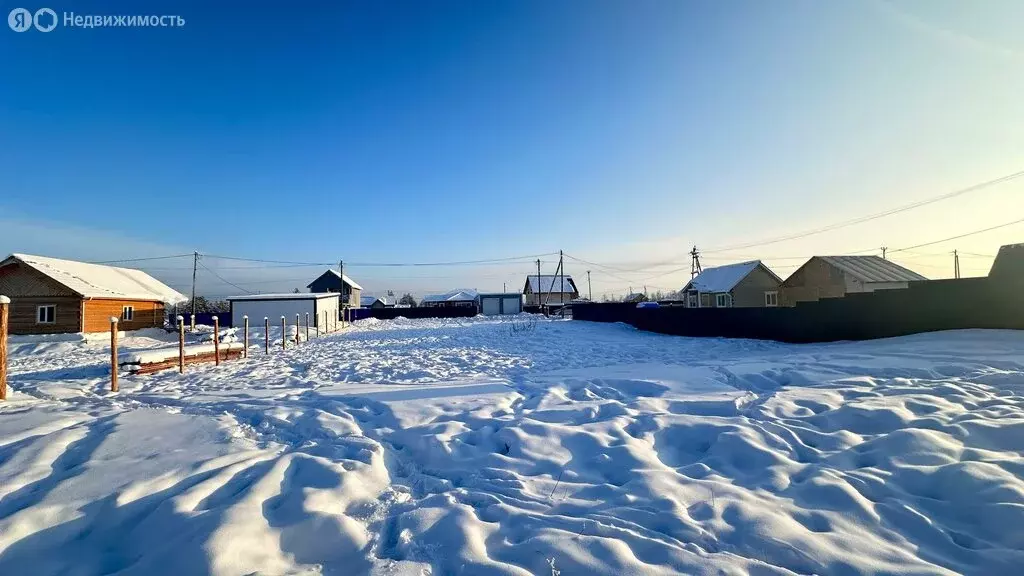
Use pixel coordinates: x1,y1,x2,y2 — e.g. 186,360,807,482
227,293,340,328
477,292,523,316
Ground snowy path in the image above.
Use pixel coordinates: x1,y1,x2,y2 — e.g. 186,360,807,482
1,317,1023,575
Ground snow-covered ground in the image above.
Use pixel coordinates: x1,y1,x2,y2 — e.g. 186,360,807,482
2,316,1023,575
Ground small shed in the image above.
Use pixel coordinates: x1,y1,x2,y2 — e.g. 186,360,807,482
0,253,186,334
682,260,782,308
780,256,928,306
227,293,340,328
306,269,363,309
478,293,523,315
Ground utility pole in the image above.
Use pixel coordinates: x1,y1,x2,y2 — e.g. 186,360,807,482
191,251,199,318
881,247,888,260
559,250,564,305
954,250,960,279
587,270,592,301
536,259,541,307
503,282,506,292
339,260,345,324
690,246,703,279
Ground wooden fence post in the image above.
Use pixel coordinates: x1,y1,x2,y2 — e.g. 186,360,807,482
177,315,185,374
110,317,119,392
305,313,310,341
190,314,196,332
243,315,249,358
316,311,320,338
0,295,9,401
212,316,221,366
265,317,270,354
295,314,300,345
281,316,286,350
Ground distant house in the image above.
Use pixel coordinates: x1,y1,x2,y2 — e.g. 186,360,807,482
623,292,648,303
681,260,783,308
523,275,579,306
0,253,186,334
989,243,1024,282
420,289,479,309
360,295,390,309
780,256,928,306
306,269,362,309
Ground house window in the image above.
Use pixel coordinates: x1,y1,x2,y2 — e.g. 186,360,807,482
764,291,779,307
122,306,135,321
37,305,56,324
715,294,730,308
687,294,698,308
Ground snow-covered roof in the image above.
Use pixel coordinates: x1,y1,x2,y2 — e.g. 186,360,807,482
525,275,577,294
420,289,478,303
684,260,778,293
4,253,187,304
360,295,390,307
306,269,363,291
227,293,340,301
818,256,928,283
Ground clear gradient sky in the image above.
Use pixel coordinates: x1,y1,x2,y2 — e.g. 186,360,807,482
2,0,1023,299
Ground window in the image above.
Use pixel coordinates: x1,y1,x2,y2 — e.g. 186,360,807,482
122,306,134,321
37,305,56,324
765,291,779,307
716,293,730,308
688,294,698,308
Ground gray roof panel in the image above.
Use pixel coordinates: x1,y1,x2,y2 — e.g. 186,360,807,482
819,256,928,283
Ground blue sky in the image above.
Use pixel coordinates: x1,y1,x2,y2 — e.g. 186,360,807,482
2,0,1023,298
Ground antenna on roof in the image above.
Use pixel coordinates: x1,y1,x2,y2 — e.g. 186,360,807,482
690,246,703,279
881,246,888,260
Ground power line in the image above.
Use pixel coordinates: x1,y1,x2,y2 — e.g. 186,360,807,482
889,217,1024,254
563,254,641,284
198,261,254,294
202,254,334,266
90,253,193,264
201,252,557,268
702,169,1024,253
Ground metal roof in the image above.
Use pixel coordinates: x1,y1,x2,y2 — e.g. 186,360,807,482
227,293,340,301
525,275,577,293
683,261,779,293
360,295,390,306
4,253,187,303
819,256,928,283
420,289,479,302
305,269,363,291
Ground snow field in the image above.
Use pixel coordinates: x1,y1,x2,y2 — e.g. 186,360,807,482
1,316,1023,574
